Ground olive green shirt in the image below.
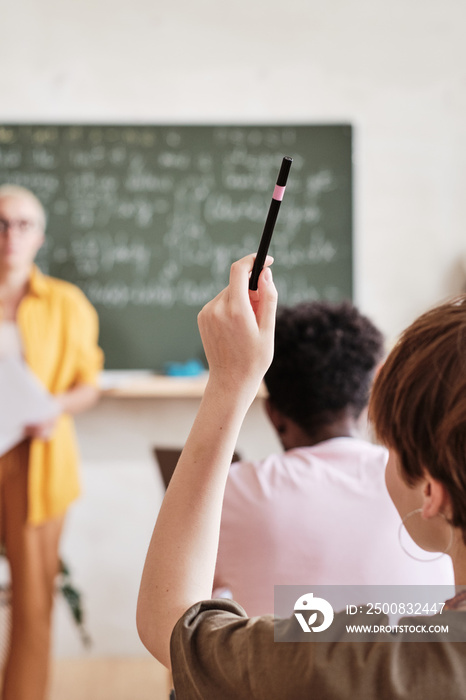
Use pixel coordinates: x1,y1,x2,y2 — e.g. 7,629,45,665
170,599,466,699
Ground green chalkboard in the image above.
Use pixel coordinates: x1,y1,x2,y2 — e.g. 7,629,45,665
0,125,352,370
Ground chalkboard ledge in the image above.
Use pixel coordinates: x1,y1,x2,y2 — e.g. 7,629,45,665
100,371,267,399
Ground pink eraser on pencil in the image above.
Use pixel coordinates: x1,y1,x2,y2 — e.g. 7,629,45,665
273,184,286,201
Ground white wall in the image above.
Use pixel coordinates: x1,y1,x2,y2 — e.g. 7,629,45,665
3,0,466,337
2,0,466,656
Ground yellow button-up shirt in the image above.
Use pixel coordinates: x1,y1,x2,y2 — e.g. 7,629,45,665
12,265,104,524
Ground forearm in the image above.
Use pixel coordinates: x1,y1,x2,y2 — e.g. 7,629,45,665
137,378,253,668
57,383,100,415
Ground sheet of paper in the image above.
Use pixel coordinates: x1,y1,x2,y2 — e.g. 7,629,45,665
0,357,60,457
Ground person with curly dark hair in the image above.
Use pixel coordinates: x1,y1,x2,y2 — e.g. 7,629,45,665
264,301,384,439
212,300,452,615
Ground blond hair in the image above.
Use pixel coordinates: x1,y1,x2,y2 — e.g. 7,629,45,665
0,184,46,230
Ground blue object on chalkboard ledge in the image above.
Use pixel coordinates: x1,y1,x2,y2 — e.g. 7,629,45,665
164,359,205,377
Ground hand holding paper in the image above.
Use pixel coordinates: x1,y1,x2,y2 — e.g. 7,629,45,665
0,356,60,456
24,415,60,441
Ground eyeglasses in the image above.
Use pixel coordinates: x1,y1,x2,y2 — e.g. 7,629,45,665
0,218,41,234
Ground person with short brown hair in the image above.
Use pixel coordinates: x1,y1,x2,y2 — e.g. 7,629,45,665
370,297,466,561
137,257,466,698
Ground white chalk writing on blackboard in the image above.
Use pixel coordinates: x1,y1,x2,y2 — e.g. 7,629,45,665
0,124,352,369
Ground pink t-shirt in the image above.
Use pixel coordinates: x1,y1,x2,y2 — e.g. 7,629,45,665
213,438,454,616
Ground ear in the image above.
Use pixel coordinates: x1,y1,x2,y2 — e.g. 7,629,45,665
265,398,286,435
421,476,451,520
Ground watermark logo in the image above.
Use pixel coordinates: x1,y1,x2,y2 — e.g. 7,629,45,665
294,592,334,633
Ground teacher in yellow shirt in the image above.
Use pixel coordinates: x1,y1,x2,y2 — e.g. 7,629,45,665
0,184,103,700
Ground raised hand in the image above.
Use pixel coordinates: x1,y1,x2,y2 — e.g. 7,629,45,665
198,254,277,402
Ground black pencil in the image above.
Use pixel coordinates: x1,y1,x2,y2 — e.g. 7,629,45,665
249,156,293,291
